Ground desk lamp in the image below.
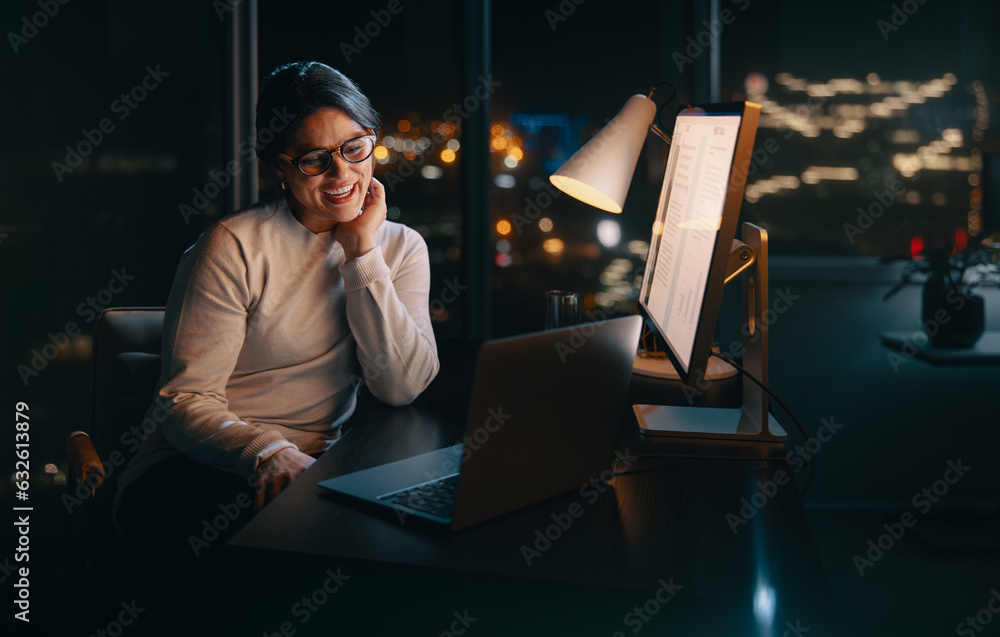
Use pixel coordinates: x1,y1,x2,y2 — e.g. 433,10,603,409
549,87,786,442
549,90,670,214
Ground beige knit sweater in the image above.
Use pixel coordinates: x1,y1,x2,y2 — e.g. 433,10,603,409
115,197,439,504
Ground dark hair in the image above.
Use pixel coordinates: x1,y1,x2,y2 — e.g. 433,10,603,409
255,61,380,169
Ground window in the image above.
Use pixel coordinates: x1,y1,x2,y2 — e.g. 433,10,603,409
2,0,226,463
721,0,997,256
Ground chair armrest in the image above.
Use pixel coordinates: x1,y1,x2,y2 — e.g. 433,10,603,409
65,431,106,489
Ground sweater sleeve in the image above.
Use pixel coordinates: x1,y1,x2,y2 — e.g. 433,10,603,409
158,226,296,478
341,231,440,406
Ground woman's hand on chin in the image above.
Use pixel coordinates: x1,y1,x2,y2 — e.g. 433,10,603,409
335,177,386,261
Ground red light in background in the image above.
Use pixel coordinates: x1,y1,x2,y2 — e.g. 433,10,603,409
954,228,968,251
910,235,924,258
495,253,511,268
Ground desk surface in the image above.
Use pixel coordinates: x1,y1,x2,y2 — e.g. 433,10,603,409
229,346,834,633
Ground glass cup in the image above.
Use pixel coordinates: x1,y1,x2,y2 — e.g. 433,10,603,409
545,290,581,330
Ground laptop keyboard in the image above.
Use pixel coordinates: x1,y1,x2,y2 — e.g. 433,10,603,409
379,474,459,519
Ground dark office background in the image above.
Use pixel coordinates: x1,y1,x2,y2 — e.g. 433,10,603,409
1,0,998,634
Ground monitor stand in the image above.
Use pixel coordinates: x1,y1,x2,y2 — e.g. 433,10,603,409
634,222,788,442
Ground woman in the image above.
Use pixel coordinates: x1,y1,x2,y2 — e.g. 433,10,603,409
115,61,439,542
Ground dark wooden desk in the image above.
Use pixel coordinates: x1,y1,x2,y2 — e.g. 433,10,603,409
228,348,836,635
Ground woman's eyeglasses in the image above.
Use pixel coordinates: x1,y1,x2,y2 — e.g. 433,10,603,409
280,135,376,176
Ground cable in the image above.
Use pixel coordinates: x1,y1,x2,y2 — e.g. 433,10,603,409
710,352,816,497
650,81,678,132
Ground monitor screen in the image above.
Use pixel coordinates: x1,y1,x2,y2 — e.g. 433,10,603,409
638,102,761,384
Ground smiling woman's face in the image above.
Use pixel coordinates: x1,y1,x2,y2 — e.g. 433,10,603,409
277,107,374,234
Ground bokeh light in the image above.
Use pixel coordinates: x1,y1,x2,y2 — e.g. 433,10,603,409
543,238,565,255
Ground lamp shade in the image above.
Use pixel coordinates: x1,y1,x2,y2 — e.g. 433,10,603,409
549,94,657,213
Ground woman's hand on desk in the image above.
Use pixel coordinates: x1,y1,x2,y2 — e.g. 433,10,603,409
253,447,316,512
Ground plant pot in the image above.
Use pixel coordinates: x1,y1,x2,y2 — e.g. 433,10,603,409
921,283,985,348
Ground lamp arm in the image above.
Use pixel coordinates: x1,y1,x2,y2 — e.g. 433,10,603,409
647,81,678,143
649,124,672,145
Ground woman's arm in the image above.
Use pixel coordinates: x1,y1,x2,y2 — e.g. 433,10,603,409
342,231,440,405
158,225,298,478
337,179,440,405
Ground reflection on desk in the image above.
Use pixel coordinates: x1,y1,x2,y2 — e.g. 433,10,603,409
881,331,1000,364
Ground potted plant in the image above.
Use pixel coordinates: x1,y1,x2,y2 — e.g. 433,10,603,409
883,243,999,348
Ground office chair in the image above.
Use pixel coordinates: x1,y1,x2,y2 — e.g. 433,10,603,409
65,307,165,574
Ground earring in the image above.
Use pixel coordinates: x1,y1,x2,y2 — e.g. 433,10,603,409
281,181,288,191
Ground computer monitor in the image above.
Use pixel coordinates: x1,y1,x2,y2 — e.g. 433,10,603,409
635,101,786,442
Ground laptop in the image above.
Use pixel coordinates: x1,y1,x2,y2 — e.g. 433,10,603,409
318,315,643,530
